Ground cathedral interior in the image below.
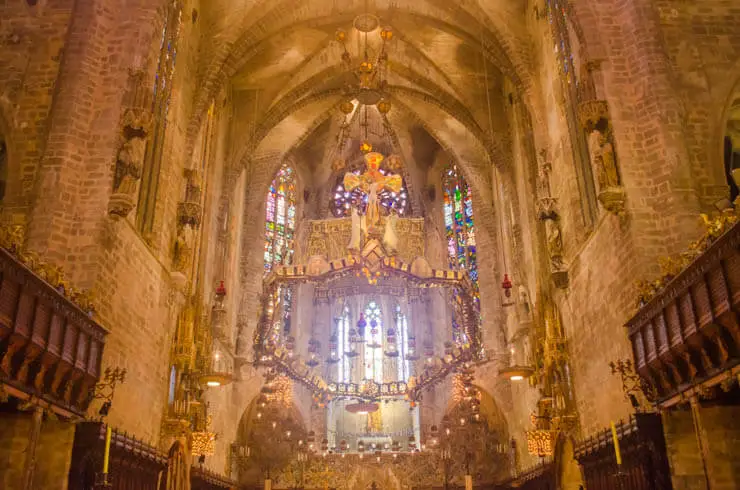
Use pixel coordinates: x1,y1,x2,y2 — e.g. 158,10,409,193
1,0,740,489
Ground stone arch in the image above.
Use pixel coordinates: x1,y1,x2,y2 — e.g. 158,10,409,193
235,395,307,485
436,384,511,485
554,433,584,490
164,439,191,490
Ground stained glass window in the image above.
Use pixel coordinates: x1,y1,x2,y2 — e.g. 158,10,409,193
364,301,383,384
264,164,297,273
331,168,409,218
395,304,410,382
442,164,477,293
137,0,182,233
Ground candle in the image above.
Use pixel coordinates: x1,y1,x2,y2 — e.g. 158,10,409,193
465,475,473,490
610,421,622,465
102,425,112,474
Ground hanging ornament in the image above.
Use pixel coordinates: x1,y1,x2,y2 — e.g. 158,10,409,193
384,327,398,357
339,100,354,115
376,98,391,114
215,280,226,298
357,313,367,336
502,274,513,298
406,336,420,361
360,140,373,154
327,332,340,364
307,338,320,367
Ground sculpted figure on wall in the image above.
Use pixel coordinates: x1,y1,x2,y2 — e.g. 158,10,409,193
545,219,564,270
173,225,195,274
109,135,147,217
536,148,568,288
588,128,620,190
578,100,626,217
536,149,557,220
108,70,152,218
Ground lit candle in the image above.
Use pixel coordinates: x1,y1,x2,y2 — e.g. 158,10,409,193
610,421,622,465
102,425,112,474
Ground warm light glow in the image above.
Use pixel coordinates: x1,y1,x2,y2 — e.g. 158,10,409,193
358,411,368,415
207,381,221,387
510,375,524,381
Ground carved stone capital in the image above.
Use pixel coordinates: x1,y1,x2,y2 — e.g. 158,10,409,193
577,99,610,131
177,201,202,228
537,198,559,221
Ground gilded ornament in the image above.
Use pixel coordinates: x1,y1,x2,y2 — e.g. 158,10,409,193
634,209,738,308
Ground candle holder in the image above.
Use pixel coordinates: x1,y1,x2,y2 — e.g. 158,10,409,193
95,472,112,489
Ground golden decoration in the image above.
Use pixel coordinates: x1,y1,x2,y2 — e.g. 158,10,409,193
0,224,97,314
377,99,391,114
360,140,373,153
634,209,738,308
526,429,556,456
339,100,354,115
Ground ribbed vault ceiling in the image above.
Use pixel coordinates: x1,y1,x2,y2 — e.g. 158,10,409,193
195,0,532,192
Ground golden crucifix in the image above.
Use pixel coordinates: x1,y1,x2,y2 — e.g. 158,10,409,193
343,152,402,233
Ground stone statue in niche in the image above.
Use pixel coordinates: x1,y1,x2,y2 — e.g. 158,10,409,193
545,219,564,269
588,127,620,190
535,147,568,288
578,100,626,217
536,149,557,220
172,224,195,273
109,132,147,218
114,137,146,194
108,70,152,218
